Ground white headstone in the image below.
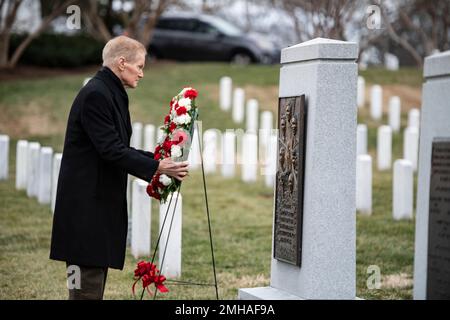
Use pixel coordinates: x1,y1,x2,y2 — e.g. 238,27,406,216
239,37,358,300
131,179,151,258
356,124,368,155
83,77,91,86
241,133,258,183
159,192,182,279
408,108,420,129
246,99,259,134
414,50,450,299
403,126,419,172
357,76,365,108
356,154,372,215
15,140,28,189
388,96,401,132
26,142,40,198
393,159,414,220
144,124,156,152
221,131,236,178
377,125,392,170
259,111,273,163
264,133,278,188
385,53,400,71
188,126,201,170
51,153,62,213
38,147,53,204
131,122,143,149
219,76,232,111
203,129,221,174
232,88,245,124
0,135,10,180
370,85,383,120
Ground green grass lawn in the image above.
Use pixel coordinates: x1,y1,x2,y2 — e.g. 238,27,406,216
0,63,421,299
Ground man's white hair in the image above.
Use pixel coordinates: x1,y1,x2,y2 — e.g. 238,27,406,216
102,36,146,67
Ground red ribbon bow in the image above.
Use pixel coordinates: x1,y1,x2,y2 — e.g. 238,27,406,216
132,261,169,298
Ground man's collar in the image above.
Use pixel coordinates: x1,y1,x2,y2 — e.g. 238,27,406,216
96,66,128,99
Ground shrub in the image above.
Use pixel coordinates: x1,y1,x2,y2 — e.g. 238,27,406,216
9,33,105,68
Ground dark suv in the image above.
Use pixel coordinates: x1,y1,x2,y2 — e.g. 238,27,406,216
148,13,280,64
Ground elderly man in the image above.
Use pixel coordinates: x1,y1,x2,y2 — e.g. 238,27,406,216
50,36,188,300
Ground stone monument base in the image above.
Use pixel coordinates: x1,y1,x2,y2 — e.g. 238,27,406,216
238,287,303,300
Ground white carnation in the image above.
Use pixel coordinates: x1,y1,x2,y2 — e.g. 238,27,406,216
159,174,172,186
178,97,192,108
173,113,191,125
171,144,182,158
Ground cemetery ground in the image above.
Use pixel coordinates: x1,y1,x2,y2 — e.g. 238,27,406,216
0,63,421,299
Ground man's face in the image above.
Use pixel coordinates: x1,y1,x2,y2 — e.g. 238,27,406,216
121,51,145,88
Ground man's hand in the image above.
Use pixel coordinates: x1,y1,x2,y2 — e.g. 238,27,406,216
157,158,189,181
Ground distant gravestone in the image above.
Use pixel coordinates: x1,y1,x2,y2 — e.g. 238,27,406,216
131,122,143,149
15,140,28,189
370,85,383,120
393,159,413,220
388,96,401,132
232,88,245,124
404,126,419,171
414,50,450,300
26,142,40,198
259,111,274,163
356,154,372,215
264,133,278,188
144,124,155,152
241,133,258,183
38,147,53,204
408,108,420,129
219,76,232,111
0,135,10,180
188,126,201,170
356,124,368,155
385,53,400,71
246,99,259,134
221,130,236,178
377,125,392,170
357,76,365,108
203,129,221,174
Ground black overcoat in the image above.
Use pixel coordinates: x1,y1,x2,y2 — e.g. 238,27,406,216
50,66,159,269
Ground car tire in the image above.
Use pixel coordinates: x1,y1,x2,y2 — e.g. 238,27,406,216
230,52,252,65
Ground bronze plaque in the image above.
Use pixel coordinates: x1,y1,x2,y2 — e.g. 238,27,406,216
273,95,307,267
427,138,450,299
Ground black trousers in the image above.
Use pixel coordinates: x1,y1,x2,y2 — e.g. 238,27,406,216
66,263,108,300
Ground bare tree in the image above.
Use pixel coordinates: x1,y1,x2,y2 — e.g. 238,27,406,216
0,0,77,69
272,0,363,42
123,0,173,48
380,0,450,68
82,0,112,43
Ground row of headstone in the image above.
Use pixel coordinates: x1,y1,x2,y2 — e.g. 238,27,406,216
358,77,421,134
220,76,274,135
11,139,63,211
356,124,415,219
129,121,278,188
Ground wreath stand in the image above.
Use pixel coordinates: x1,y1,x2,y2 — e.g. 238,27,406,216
142,122,219,300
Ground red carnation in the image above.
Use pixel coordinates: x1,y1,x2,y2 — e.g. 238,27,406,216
184,89,198,99
164,115,170,124
169,122,177,132
176,106,187,116
163,139,173,152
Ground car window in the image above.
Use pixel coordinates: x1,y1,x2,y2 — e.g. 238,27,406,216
156,18,197,32
194,21,219,34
